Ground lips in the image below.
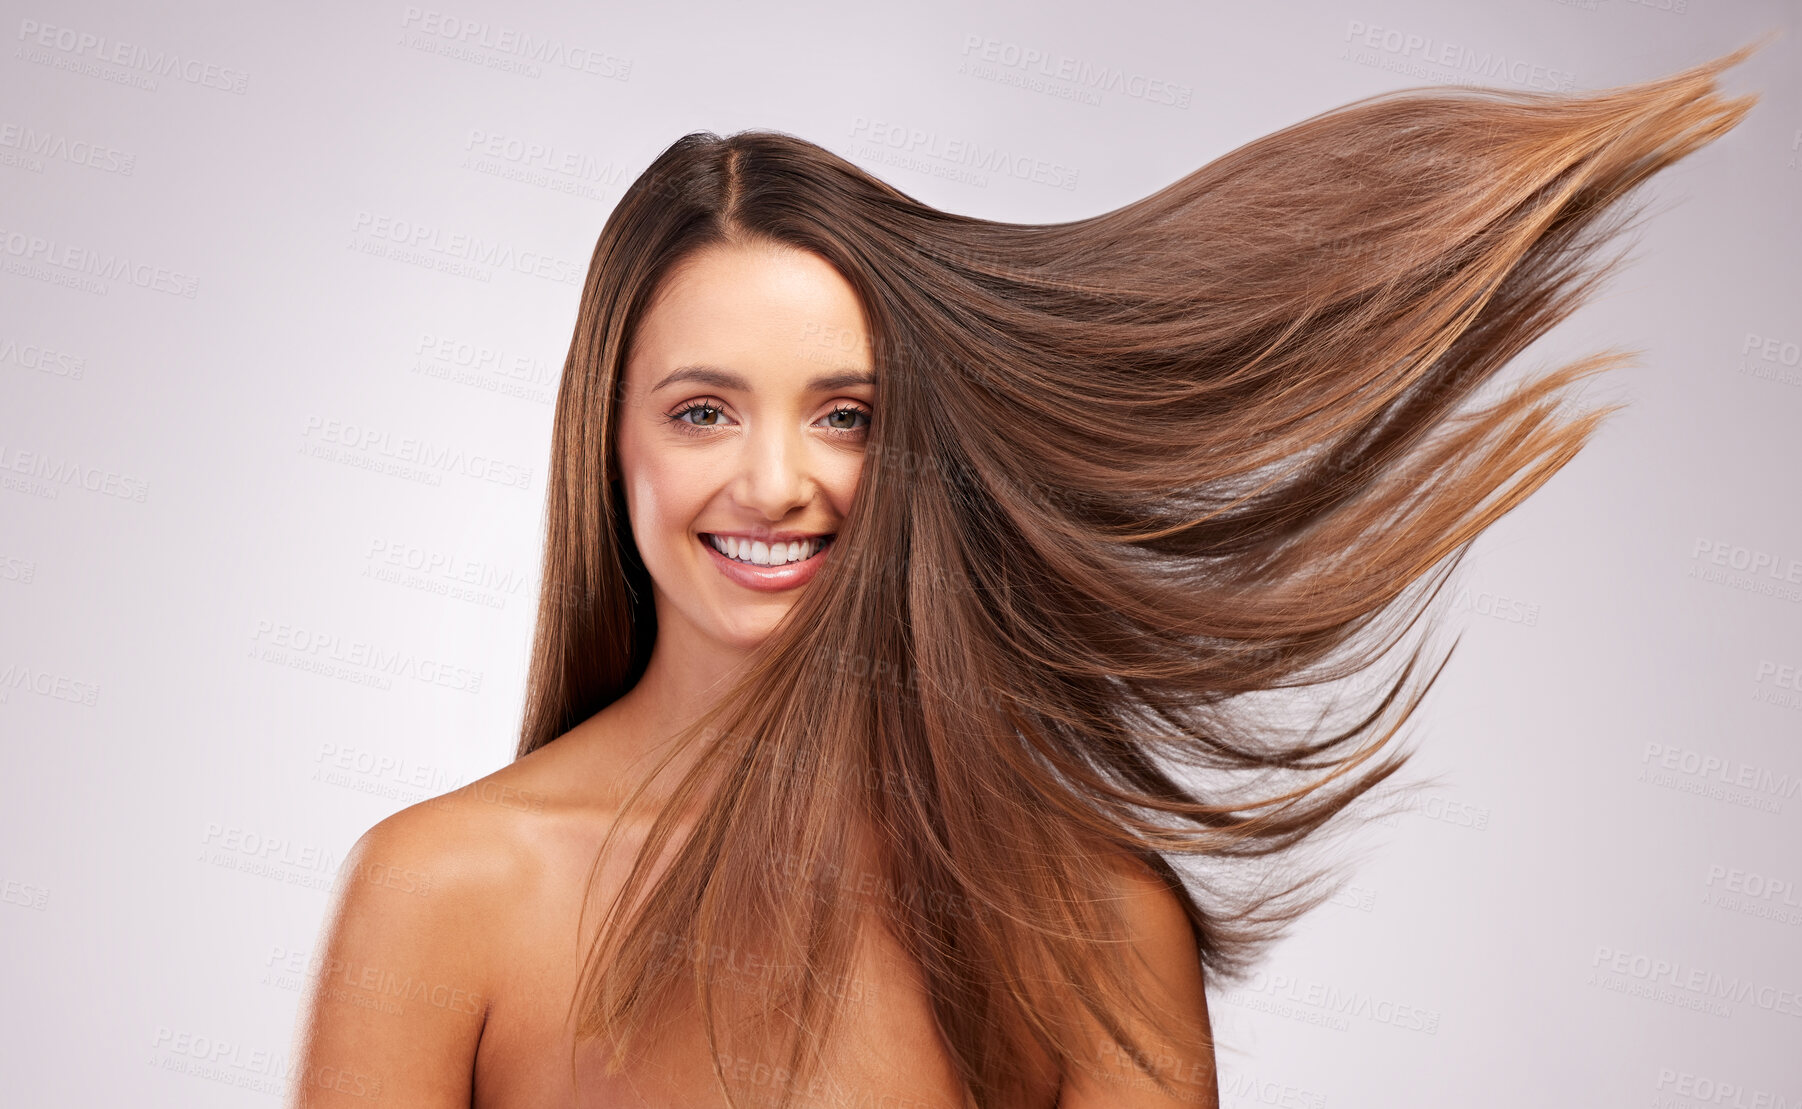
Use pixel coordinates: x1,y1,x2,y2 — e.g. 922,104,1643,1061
703,532,834,567
698,532,835,593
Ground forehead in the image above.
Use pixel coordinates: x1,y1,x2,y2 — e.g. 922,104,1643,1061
627,242,873,385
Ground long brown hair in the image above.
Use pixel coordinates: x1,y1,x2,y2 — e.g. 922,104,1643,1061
518,40,1765,1107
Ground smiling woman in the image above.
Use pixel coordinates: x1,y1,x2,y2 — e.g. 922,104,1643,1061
288,40,1763,1109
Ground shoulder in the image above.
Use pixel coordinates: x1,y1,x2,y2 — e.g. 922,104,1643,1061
288,774,541,1105
332,727,645,941
342,775,537,911
342,746,595,966
322,769,545,1000
1100,854,1202,966
1054,852,1217,1107
314,740,626,987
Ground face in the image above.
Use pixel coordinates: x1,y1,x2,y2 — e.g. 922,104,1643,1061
615,240,875,659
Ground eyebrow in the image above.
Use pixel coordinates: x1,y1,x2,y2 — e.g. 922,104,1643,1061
651,364,877,394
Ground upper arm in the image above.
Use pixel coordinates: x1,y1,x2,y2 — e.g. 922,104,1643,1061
285,804,500,1108
1057,863,1218,1109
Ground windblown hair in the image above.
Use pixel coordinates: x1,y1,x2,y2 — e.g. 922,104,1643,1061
519,41,1763,1108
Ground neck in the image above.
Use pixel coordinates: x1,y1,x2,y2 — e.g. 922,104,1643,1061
600,613,756,802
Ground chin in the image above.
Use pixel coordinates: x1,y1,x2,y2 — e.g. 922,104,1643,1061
708,605,790,653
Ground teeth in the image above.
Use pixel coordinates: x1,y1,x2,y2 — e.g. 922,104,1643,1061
707,534,830,567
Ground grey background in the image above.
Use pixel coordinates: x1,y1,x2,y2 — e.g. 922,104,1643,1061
1,0,1797,1104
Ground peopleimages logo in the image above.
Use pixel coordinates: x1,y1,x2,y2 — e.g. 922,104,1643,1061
1655,1068,1795,1109
0,225,198,298
301,414,533,491
1589,944,1802,1019
1342,21,1576,92
249,617,486,695
399,6,631,79
1219,968,1442,1034
461,130,619,184
1640,742,1799,810
0,662,99,706
0,121,136,175
0,439,149,502
848,117,1080,191
365,537,529,597
15,18,249,93
1705,865,1802,906
957,33,1192,109
411,331,556,405
1738,330,1802,389
0,337,86,380
350,210,582,286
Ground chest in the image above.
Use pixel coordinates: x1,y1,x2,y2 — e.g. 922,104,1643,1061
469,846,1016,1108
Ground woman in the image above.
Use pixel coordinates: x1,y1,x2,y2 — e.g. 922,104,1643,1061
289,41,1763,1109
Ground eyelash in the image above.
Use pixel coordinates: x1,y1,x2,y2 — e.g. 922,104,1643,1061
666,399,872,438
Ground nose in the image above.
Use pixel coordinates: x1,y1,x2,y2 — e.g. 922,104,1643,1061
732,420,814,520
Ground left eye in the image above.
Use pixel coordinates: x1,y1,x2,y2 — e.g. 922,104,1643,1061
823,406,869,431
677,403,725,426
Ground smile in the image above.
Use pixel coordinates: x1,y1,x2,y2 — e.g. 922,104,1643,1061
698,532,836,593
703,533,833,566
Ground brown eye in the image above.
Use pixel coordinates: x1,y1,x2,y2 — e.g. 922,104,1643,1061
671,401,728,429
822,405,871,433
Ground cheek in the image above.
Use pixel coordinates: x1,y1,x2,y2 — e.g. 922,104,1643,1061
622,450,714,554
825,458,864,515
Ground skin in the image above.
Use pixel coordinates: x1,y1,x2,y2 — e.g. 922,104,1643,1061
286,241,1216,1108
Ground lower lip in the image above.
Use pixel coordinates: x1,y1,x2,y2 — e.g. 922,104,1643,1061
700,534,834,593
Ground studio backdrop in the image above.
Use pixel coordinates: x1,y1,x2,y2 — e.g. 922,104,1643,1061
1,0,1797,1105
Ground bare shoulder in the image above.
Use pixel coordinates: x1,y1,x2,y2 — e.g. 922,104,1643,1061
347,770,544,913
1057,852,1218,1108
1102,856,1196,938
1098,856,1212,1041
347,752,561,923
286,766,546,1107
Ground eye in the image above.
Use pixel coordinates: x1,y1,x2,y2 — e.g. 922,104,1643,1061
820,404,872,435
668,399,731,433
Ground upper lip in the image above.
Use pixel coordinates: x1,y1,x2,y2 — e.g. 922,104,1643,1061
702,529,835,543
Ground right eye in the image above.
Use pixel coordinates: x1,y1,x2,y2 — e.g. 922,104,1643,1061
668,400,731,432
